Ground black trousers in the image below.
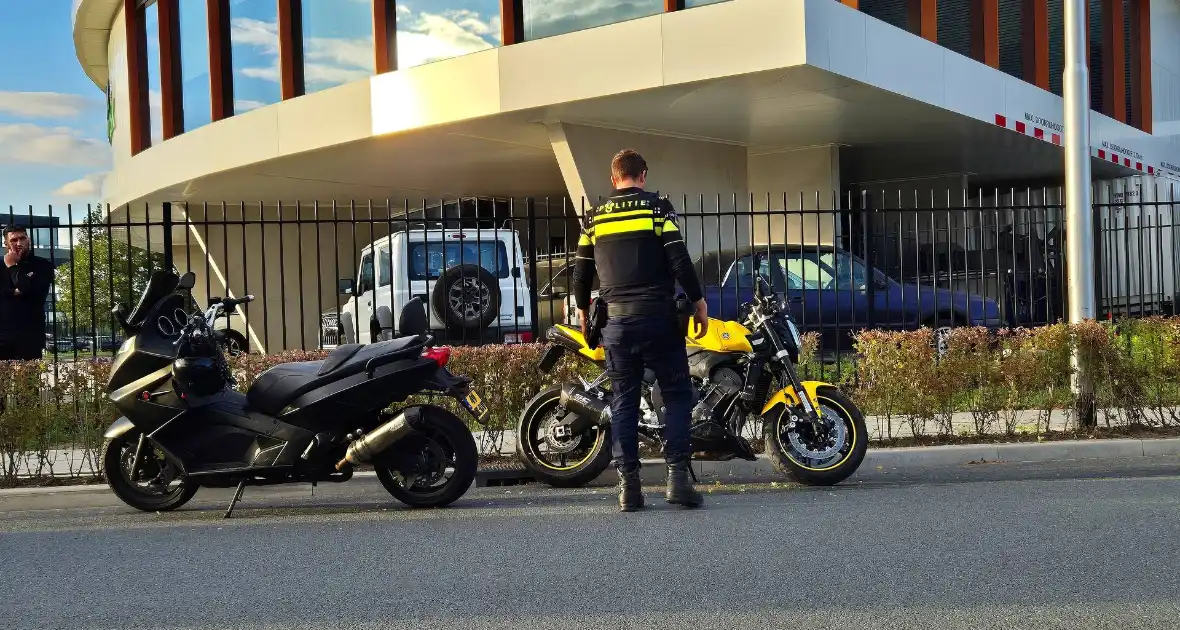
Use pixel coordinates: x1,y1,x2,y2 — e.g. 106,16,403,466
601,314,695,468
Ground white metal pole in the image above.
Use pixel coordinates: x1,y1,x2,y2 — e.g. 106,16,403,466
1063,0,1095,423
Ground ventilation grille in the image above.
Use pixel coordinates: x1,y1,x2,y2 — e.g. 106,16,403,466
859,0,908,31
937,0,973,58
999,0,1023,79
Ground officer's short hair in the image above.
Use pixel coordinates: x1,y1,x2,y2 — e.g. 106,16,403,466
611,149,647,181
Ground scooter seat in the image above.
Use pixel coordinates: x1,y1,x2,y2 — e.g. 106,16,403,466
246,336,428,416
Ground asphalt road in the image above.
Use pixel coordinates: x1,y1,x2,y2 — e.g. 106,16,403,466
2,458,1180,630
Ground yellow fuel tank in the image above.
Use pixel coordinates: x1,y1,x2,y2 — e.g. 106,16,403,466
685,318,753,354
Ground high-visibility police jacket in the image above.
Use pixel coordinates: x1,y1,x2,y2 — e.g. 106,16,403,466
571,188,703,316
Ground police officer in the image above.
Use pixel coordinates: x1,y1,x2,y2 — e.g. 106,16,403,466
571,149,708,512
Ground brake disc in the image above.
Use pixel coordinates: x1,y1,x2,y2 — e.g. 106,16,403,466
541,412,584,454
785,406,847,460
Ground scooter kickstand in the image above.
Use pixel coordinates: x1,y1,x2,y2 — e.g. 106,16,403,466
224,480,247,519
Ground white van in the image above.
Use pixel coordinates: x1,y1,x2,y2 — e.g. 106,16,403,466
333,226,534,346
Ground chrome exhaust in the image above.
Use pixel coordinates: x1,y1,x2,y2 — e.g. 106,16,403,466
335,407,426,471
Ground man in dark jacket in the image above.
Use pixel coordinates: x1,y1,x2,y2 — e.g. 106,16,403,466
0,225,54,360
571,149,709,512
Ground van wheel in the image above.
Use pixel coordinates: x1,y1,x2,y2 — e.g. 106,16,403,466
432,264,501,331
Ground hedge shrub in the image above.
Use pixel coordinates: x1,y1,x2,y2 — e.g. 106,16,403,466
5,318,1180,483
0,344,597,483
848,318,1180,440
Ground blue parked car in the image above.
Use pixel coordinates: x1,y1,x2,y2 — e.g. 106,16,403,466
694,245,1003,356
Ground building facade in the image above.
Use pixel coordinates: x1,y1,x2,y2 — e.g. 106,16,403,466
71,0,1180,351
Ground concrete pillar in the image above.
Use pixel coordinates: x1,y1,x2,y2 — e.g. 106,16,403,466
747,145,842,246
547,122,750,258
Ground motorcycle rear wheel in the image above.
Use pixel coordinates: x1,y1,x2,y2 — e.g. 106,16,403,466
374,405,478,508
763,385,868,486
102,431,199,512
516,384,613,488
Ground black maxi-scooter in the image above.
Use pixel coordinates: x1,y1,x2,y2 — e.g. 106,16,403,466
101,270,491,517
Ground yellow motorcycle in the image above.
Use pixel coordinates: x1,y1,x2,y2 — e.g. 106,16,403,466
515,262,867,488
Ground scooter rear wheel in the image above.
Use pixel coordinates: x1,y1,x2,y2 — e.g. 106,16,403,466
102,431,198,512
374,405,477,508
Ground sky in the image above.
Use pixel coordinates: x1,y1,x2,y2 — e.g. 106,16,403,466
0,1,110,214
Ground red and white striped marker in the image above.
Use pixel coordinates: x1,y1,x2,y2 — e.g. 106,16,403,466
995,113,1158,174
994,114,1061,146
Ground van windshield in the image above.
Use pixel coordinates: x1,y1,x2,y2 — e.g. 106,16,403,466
408,241,510,280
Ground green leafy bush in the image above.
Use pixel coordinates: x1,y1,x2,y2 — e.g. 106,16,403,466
6,317,1180,483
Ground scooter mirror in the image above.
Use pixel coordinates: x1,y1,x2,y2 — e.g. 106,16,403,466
178,272,196,290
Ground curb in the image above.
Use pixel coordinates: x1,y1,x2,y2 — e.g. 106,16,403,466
579,437,1180,487
4,438,1179,497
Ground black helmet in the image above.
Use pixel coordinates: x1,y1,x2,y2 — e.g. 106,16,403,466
172,356,226,398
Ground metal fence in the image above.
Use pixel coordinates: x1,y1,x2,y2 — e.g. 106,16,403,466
4,181,1177,366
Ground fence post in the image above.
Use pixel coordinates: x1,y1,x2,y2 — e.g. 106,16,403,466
161,201,174,273
1092,189,1104,320
864,201,877,329
526,198,540,340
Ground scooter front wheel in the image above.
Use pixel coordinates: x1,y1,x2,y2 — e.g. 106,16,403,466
102,430,198,512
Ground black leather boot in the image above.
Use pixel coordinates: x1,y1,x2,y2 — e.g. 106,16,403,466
665,459,703,508
616,464,644,512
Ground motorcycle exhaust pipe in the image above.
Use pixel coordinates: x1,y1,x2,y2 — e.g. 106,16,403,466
559,384,613,436
335,407,427,471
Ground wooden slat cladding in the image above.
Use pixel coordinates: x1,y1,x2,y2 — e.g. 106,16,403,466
1023,0,1050,90
1101,0,1126,121
908,0,938,41
125,0,150,154
970,0,1000,67
157,0,184,139
501,0,523,45
374,0,397,73
1128,0,1152,132
208,0,233,121
278,0,305,99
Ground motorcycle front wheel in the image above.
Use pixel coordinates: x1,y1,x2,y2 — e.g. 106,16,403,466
102,430,199,512
763,385,868,486
515,384,613,488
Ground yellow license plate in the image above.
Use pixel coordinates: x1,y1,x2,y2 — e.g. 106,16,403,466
463,390,490,422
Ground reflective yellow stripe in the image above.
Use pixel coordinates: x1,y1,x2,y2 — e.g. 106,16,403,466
594,217,655,237
654,220,679,236
593,209,654,223
578,233,593,247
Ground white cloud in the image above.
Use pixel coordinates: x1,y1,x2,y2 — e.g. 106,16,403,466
229,18,280,54
0,91,97,119
148,89,163,146
397,10,499,69
234,99,266,112
0,123,111,167
241,64,281,83
52,172,108,198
